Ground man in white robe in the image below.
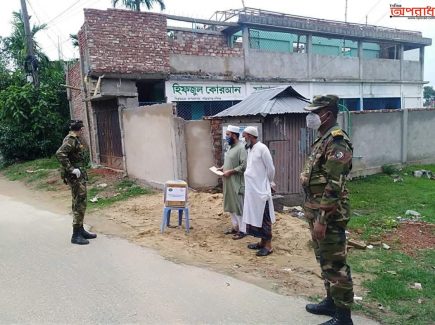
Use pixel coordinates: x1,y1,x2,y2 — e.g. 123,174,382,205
242,126,276,257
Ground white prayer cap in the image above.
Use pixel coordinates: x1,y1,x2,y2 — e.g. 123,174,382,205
243,126,258,137
226,125,240,134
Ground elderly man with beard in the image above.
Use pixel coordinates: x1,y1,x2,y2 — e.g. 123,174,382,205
242,126,276,257
219,125,247,240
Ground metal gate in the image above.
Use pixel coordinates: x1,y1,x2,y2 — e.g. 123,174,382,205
269,141,290,193
264,114,314,194
94,99,124,170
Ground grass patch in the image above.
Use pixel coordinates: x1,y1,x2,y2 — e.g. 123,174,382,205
349,249,435,325
1,157,153,208
87,178,153,209
348,164,435,240
1,157,59,182
347,164,435,324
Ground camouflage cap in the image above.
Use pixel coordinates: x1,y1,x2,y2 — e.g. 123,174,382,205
304,95,339,112
70,120,84,131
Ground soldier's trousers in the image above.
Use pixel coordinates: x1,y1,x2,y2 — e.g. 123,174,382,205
308,219,354,309
68,178,87,226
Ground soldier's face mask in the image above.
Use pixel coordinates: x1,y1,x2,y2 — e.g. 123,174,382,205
306,111,329,130
306,113,322,130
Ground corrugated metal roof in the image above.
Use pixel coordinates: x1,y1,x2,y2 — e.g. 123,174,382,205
214,85,310,117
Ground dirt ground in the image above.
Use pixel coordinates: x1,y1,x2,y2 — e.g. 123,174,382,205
83,183,368,298
1,169,371,299
384,222,435,256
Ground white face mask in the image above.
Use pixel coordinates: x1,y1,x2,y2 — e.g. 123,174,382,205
306,113,322,130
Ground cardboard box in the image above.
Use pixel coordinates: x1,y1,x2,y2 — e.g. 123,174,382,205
164,180,188,207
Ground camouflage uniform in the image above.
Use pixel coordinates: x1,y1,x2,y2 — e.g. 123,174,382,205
56,131,88,226
301,123,354,310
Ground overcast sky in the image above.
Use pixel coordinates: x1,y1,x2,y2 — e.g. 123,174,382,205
1,0,434,86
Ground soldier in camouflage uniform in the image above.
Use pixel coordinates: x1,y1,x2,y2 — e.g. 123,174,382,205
56,120,96,245
301,95,354,325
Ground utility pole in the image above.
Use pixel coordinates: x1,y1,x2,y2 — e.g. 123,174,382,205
345,0,348,22
20,0,39,87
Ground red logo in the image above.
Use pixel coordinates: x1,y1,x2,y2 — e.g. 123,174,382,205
390,3,435,19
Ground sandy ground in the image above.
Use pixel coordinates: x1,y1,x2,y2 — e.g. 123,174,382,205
1,173,369,299
87,191,326,297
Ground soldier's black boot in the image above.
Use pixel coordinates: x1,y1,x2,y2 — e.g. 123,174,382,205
319,307,353,325
71,225,89,245
306,296,336,317
80,226,97,239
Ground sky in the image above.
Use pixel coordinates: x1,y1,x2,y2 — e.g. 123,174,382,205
1,0,434,86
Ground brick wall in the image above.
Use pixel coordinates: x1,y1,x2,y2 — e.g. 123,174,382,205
82,9,170,75
67,61,84,121
209,118,224,167
169,31,243,57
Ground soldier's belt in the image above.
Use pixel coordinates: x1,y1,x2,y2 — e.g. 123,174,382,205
307,184,326,195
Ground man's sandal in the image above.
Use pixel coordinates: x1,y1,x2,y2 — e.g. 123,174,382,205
247,242,264,250
256,247,273,256
232,232,246,240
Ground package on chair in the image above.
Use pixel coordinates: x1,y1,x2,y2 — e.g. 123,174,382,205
164,180,188,207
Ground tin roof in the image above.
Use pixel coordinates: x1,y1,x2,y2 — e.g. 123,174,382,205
214,85,310,117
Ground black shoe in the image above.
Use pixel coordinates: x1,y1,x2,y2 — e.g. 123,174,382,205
306,297,336,317
71,226,89,245
319,307,353,325
80,226,97,239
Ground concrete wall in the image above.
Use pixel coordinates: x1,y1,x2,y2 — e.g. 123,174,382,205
338,109,435,176
311,55,359,79
122,104,187,188
185,121,218,188
247,51,308,79
407,110,435,162
348,112,402,169
170,54,244,76
403,60,422,81
100,79,138,97
362,59,400,81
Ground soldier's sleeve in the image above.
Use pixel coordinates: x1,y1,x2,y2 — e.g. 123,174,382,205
55,137,75,173
234,146,247,173
318,135,352,224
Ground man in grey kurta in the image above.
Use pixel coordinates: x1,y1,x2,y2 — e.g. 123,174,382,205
219,125,247,240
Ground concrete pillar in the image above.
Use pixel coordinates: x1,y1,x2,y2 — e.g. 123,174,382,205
307,34,313,79
117,98,129,174
358,41,364,111
401,108,408,163
398,44,404,81
91,104,101,165
358,40,363,78
420,46,425,81
242,26,250,78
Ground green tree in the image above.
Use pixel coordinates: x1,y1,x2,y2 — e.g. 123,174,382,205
0,83,67,163
0,12,70,164
111,0,165,11
423,86,435,107
3,11,48,69
69,33,79,48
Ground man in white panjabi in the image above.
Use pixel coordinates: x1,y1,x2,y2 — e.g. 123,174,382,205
242,126,276,257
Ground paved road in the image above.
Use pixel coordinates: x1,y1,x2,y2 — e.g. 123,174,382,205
0,191,378,324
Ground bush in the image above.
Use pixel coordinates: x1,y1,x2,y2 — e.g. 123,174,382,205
381,164,400,175
0,83,69,164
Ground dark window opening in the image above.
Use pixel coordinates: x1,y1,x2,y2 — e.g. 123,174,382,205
339,98,360,111
363,97,401,110
175,101,241,120
136,80,165,106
